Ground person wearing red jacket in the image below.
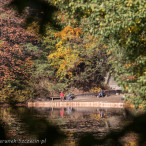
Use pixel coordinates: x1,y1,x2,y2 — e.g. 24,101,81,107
60,92,64,101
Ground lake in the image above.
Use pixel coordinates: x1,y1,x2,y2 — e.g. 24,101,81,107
0,106,139,146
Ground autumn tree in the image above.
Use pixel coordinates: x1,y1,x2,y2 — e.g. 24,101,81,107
7,0,146,108
47,25,108,91
62,0,146,108
0,0,37,103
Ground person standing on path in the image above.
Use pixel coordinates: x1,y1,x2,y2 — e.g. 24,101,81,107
98,89,103,97
60,91,64,101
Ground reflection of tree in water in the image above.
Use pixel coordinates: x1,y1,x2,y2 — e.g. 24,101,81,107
0,107,30,140
37,108,126,130
0,107,66,146
33,107,127,144
1,107,145,146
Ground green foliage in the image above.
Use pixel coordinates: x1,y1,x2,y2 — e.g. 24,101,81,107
7,0,145,107
23,43,53,79
46,26,108,91
60,0,146,107
0,86,34,104
53,83,68,93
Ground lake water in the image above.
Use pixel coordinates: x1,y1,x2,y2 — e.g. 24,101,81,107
0,106,130,145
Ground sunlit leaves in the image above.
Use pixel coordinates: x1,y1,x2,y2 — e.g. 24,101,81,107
63,0,146,107
46,22,108,90
48,26,82,80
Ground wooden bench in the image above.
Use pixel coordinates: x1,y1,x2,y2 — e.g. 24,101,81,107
50,96,60,101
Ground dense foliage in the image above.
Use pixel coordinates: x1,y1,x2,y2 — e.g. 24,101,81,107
0,0,37,103
0,1,145,146
47,26,108,90
53,0,146,108
0,0,145,108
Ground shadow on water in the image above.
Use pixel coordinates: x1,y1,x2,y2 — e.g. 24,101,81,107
0,106,146,146
78,110,146,146
0,106,66,146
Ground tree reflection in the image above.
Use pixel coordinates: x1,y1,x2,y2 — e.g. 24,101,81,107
0,106,66,146
78,110,146,146
0,107,146,146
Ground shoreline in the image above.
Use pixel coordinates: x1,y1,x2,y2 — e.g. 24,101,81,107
28,101,125,108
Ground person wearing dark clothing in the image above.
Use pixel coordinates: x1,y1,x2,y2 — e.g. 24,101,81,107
66,93,72,101
98,89,103,97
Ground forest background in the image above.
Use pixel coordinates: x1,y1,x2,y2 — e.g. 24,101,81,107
0,0,145,109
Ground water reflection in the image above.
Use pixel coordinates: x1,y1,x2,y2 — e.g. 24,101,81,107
0,106,66,146
32,107,128,145
98,109,104,118
0,106,134,145
60,107,65,117
34,107,126,132
66,107,73,115
0,106,145,145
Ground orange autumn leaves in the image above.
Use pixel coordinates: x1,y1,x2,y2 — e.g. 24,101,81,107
54,26,82,40
0,0,36,87
48,26,82,80
0,42,33,87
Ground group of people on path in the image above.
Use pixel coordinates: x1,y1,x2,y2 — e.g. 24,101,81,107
60,88,104,101
60,91,73,101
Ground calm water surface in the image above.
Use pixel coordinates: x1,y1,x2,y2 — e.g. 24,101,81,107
0,107,127,145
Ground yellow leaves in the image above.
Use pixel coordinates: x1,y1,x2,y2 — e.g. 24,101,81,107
126,3,132,7
103,45,107,49
135,18,141,24
90,87,101,93
48,46,80,80
56,53,78,79
55,40,63,48
141,36,146,41
100,8,105,15
126,0,133,7
24,57,33,69
0,40,4,47
125,64,131,67
100,23,103,26
107,50,112,55
128,27,132,33
52,0,65,5
48,47,71,60
124,141,136,146
83,43,90,49
83,8,92,18
130,26,139,34
67,72,73,78
124,62,137,67
47,25,83,80
124,25,140,34
54,26,82,41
